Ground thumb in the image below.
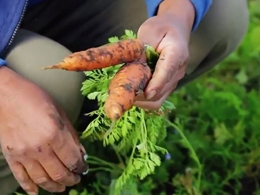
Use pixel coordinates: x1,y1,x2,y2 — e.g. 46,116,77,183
145,34,188,100
145,44,179,100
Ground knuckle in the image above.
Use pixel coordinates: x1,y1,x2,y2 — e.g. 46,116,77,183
15,143,46,157
52,173,66,182
21,184,34,192
16,145,27,155
4,145,15,154
44,131,59,143
15,172,29,184
34,176,49,185
67,159,80,172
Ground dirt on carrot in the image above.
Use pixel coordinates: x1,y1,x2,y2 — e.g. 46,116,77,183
43,39,145,71
104,61,152,120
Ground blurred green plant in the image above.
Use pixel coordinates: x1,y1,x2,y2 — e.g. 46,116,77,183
158,1,260,194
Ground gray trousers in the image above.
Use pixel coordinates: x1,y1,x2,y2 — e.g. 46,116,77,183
0,0,249,194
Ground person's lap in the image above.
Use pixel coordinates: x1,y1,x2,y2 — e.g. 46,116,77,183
0,0,249,194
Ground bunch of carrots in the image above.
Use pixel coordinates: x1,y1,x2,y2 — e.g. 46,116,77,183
44,39,154,121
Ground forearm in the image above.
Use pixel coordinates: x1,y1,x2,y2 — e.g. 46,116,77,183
158,0,195,33
0,67,19,109
145,0,212,32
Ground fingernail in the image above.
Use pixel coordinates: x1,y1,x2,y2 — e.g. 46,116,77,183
146,90,156,100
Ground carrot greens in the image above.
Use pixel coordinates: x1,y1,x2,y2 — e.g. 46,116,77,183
80,30,175,194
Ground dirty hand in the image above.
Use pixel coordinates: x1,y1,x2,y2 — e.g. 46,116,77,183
0,67,88,195
135,0,195,110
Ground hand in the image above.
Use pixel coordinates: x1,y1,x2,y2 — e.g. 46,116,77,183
134,0,195,110
0,67,88,195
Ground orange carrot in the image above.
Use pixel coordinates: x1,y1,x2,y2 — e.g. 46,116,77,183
43,39,145,71
104,61,152,120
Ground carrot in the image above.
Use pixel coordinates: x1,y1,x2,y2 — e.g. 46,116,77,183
104,61,152,120
43,39,145,71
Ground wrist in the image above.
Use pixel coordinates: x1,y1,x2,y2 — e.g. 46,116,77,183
158,0,195,33
0,67,29,112
0,67,16,108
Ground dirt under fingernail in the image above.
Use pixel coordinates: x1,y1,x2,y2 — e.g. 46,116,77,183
72,162,89,174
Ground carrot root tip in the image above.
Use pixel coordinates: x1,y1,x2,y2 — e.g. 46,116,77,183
105,105,123,120
42,64,62,70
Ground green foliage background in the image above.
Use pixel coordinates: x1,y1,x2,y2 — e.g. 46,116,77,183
16,1,260,195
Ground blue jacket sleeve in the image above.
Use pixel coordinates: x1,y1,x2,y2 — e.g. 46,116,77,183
145,0,212,31
190,0,212,30
0,58,7,67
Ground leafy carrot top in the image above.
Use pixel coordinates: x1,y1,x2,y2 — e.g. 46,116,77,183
80,30,175,194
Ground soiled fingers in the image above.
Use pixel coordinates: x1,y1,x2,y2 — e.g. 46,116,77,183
134,64,186,110
54,107,89,174
7,160,39,195
51,129,89,174
21,158,66,193
5,137,86,194
7,152,82,194
134,82,178,110
36,150,81,187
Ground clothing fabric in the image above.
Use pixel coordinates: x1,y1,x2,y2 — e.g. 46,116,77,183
0,0,212,67
28,0,44,7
